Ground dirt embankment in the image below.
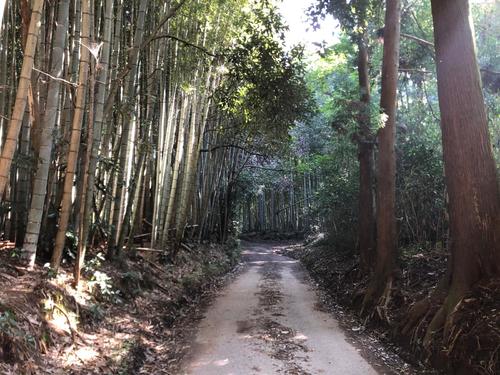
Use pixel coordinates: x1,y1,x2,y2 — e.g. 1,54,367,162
0,240,240,374
281,241,499,375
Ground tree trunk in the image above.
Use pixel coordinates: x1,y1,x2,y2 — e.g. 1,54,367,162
22,0,69,268
174,91,200,243
425,0,500,341
74,57,95,285
74,0,113,285
357,38,376,274
14,109,31,246
153,87,177,246
117,126,149,254
51,0,90,270
175,69,215,244
363,0,400,310
109,0,149,254
162,92,190,246
0,0,44,197
0,0,6,37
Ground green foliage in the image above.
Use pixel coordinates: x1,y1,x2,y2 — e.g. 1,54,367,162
83,252,106,274
217,1,312,156
294,39,360,242
308,0,382,38
396,119,445,245
471,2,500,166
236,0,489,249
83,253,120,301
43,263,58,279
9,248,21,259
293,0,498,252
399,1,435,75
88,270,119,301
86,304,105,322
180,270,204,291
473,1,500,74
312,142,360,248
486,93,500,167
63,230,78,262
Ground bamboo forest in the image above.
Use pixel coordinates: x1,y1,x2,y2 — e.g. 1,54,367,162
0,0,498,373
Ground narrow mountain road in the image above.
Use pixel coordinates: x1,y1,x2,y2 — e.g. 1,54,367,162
182,241,379,375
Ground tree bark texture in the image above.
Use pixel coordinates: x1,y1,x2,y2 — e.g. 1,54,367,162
430,0,500,317
357,38,376,275
22,0,69,268
51,0,90,270
363,0,400,309
0,0,44,197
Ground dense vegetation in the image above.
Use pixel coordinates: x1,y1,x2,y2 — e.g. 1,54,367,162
0,0,498,373
238,0,499,373
0,0,307,269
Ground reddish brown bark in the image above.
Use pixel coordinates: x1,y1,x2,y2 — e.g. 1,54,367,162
426,0,500,336
363,0,400,309
357,39,376,274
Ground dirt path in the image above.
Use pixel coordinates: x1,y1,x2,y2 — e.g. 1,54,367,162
182,241,379,375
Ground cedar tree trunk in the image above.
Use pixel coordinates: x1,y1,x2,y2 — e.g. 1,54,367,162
425,0,500,340
363,0,400,310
